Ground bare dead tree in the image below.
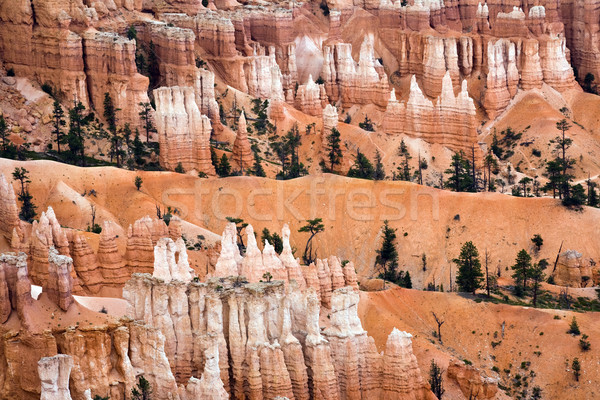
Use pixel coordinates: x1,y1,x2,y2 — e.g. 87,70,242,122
156,203,162,219
432,312,445,343
485,249,490,297
90,204,97,227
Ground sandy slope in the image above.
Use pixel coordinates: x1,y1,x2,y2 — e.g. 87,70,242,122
1,159,599,290
359,287,600,399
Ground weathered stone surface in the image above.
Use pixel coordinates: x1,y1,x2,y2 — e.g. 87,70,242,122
38,354,73,400
154,86,215,175
232,112,253,171
45,247,74,311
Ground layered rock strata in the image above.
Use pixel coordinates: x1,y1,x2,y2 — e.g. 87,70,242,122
382,73,478,154
123,274,434,400
154,86,215,175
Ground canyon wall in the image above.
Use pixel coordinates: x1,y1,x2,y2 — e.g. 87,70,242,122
154,86,215,175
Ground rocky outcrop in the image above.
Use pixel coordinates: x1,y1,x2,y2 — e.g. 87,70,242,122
322,104,339,134
382,329,435,399
97,221,128,284
45,248,74,311
321,35,390,108
295,75,328,117
232,112,253,171
194,68,220,123
67,231,103,293
38,354,74,400
146,22,197,87
124,273,433,400
82,30,149,127
447,359,499,400
152,237,194,283
0,174,20,242
179,342,229,400
161,11,238,58
25,207,74,288
552,250,599,287
246,49,285,101
382,74,478,154
154,86,215,175
0,252,31,325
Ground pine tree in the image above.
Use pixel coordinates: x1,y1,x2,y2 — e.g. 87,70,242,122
572,358,581,382
454,241,484,295
429,360,445,399
325,127,343,172
375,220,399,282
132,129,145,166
587,176,599,207
12,167,37,222
298,218,325,265
66,101,89,166
529,259,547,307
0,114,7,153
395,140,412,181
347,149,375,180
374,150,385,180
51,101,66,154
511,249,532,294
131,375,152,400
138,102,156,143
103,92,122,166
358,115,374,131
250,151,266,177
444,152,473,192
217,153,232,177
543,159,563,198
127,25,137,41
135,176,143,191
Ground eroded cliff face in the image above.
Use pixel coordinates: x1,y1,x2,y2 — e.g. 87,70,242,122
154,86,215,175
1,0,595,161
118,221,434,400
123,275,434,400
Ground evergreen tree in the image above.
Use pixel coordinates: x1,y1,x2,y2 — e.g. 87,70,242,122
51,101,66,154
529,259,547,307
572,358,581,382
347,149,375,180
298,218,325,265
210,147,219,171
261,228,283,254
132,129,145,166
12,167,37,222
250,151,266,177
127,25,137,41
587,176,599,207
282,124,307,179
543,159,563,198
103,92,122,166
375,220,399,282
135,176,143,191
429,360,445,399
373,150,385,180
444,152,473,192
131,375,152,400
325,127,343,172
511,249,532,294
395,140,412,181
483,151,498,191
138,102,156,143
358,115,374,131
563,183,586,208
216,153,232,177
454,241,484,294
0,115,8,153
66,101,89,166
174,162,185,173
